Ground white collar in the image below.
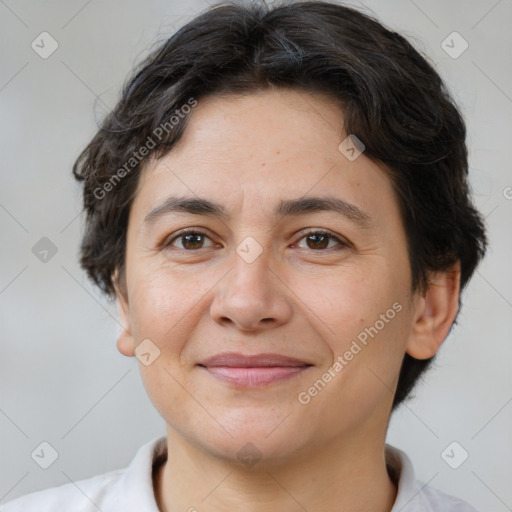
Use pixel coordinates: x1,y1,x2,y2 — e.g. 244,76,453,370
106,436,438,511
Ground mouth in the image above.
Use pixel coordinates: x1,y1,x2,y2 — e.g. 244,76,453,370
197,353,313,387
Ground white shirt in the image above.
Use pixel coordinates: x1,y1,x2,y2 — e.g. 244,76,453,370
1,435,478,511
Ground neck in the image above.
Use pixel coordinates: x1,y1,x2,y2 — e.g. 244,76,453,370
153,427,397,512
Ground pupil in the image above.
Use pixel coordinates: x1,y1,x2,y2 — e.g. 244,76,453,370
180,233,331,250
308,234,328,249
184,233,202,249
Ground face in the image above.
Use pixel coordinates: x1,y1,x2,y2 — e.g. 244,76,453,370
115,88,427,465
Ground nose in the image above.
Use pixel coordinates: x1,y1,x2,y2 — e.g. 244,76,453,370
209,247,293,333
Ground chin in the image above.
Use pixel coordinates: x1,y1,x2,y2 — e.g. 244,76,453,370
206,436,304,469
190,411,311,467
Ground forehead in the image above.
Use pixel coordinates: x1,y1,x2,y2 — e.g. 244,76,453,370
132,88,398,224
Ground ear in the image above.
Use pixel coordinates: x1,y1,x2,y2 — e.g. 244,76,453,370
406,262,461,360
112,268,136,358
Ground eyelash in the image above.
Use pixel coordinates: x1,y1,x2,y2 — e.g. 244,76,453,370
163,228,351,252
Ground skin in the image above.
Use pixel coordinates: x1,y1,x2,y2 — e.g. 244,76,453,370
114,87,460,512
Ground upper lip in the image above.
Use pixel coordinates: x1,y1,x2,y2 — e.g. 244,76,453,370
198,352,312,368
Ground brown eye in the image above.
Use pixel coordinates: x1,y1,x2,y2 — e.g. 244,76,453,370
295,230,350,251
165,230,214,250
163,228,350,253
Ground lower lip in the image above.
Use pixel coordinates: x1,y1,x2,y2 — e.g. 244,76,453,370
201,366,310,386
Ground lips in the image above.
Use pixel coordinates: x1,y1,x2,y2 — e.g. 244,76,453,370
198,352,312,386
199,353,311,368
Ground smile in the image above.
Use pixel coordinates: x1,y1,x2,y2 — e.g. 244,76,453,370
197,353,313,387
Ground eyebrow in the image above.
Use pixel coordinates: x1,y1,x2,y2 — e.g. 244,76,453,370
143,195,372,228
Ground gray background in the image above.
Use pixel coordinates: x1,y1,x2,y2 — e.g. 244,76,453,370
1,0,511,510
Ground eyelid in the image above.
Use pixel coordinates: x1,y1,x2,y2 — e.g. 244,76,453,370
293,228,352,250
162,228,217,249
163,227,352,252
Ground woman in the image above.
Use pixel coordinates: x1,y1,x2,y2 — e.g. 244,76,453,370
3,1,486,510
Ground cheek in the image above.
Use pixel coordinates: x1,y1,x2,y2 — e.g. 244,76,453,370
128,268,207,428
127,262,233,367
294,260,411,394
129,263,203,333
292,260,405,342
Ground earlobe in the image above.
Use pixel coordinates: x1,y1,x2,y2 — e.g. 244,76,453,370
112,268,136,358
406,263,461,360
116,332,136,357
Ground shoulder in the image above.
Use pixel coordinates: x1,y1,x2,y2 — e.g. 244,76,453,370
1,435,166,512
417,483,479,512
386,444,479,512
0,468,124,512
